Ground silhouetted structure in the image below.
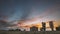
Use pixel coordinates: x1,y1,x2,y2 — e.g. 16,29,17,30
41,22,46,31
30,26,38,31
56,26,60,31
49,21,54,31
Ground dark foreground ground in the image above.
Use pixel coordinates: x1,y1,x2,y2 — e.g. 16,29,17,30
0,31,60,34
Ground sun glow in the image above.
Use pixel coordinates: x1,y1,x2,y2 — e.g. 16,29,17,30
17,20,58,29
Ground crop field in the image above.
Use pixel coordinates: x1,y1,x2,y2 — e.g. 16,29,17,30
0,31,60,34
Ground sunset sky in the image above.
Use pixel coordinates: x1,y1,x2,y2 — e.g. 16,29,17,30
0,0,60,31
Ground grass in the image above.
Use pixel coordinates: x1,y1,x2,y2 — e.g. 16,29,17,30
0,31,60,34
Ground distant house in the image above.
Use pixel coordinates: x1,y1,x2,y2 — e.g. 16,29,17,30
30,26,38,31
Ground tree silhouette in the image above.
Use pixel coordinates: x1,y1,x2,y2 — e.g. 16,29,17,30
49,21,54,31
41,22,46,31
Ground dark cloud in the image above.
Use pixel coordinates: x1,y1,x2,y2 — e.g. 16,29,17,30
0,20,10,27
0,20,17,28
